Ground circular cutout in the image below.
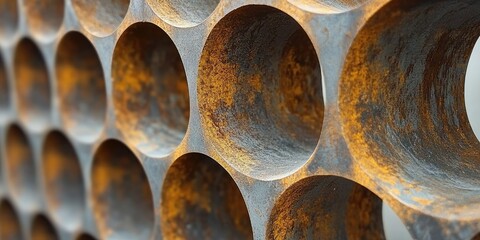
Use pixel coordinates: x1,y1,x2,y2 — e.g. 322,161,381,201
56,32,106,142
198,6,324,180
466,37,480,140
288,0,371,14
72,0,129,36
340,1,480,218
42,131,85,230
0,200,23,240
148,0,219,27
31,215,58,240
5,124,40,211
77,233,96,240
0,52,10,121
0,0,19,42
14,38,51,131
267,176,384,239
161,153,253,240
112,22,189,157
91,140,154,240
24,0,64,39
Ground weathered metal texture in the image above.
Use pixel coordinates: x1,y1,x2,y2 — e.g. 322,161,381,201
0,0,478,239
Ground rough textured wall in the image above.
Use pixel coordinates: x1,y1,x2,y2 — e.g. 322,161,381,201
0,0,478,239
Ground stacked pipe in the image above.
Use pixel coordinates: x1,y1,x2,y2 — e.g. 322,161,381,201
0,0,479,239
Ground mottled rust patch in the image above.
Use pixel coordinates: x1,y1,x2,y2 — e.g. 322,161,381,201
91,140,154,240
31,215,58,240
148,0,220,27
56,31,106,142
161,153,253,240
112,22,189,156
72,0,129,36
267,176,384,240
24,0,64,38
198,5,323,180
340,0,480,218
0,0,18,41
14,38,51,131
76,233,97,240
42,130,85,230
5,124,39,210
0,200,23,240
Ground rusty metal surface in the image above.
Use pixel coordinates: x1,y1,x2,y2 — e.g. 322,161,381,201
0,0,479,239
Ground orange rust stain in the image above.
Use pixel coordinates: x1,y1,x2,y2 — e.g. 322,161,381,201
161,154,252,240
31,216,58,240
0,201,23,240
112,23,189,155
268,176,384,240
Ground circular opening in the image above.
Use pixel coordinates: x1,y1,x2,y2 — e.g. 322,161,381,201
161,153,253,240
42,130,85,230
382,203,412,240
31,215,59,240
267,176,384,239
148,0,219,27
5,124,39,210
340,1,480,218
72,0,129,36
0,200,23,240
112,22,190,157
288,0,371,14
24,0,64,39
466,37,480,140
91,140,154,240
0,0,19,42
198,6,324,180
14,38,51,131
77,233,97,240
56,32,106,142
0,52,10,121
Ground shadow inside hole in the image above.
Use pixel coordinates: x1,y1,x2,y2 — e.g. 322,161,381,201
472,233,480,240
339,0,480,216
91,140,154,240
0,0,19,41
14,38,51,131
161,153,253,240
198,6,323,180
56,31,106,142
76,233,96,240
31,215,58,240
0,200,23,240
112,22,189,156
267,176,384,239
5,124,39,210
42,130,85,230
